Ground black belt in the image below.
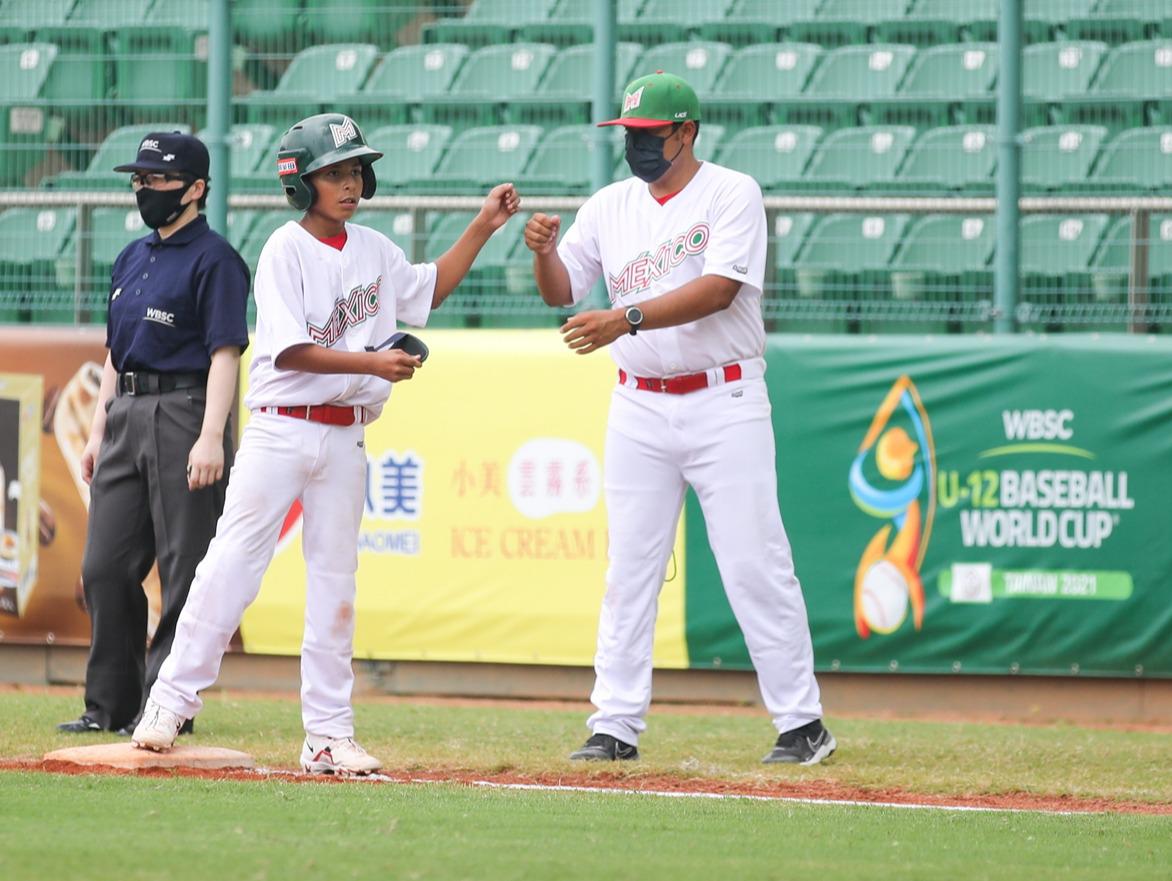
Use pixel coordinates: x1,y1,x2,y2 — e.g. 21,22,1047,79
117,371,207,396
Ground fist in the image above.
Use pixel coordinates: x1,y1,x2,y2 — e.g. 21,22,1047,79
524,213,561,255
372,349,422,383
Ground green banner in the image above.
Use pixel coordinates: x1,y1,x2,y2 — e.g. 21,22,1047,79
685,335,1172,678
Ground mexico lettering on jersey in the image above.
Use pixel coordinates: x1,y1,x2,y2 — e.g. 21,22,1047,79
307,276,382,346
607,222,710,299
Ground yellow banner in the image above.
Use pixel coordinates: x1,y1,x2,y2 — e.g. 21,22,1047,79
240,329,688,668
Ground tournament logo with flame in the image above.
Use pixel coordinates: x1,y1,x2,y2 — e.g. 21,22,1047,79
848,376,936,638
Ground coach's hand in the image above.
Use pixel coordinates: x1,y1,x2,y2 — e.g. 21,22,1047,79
187,433,225,491
369,349,423,383
524,213,561,256
561,308,628,355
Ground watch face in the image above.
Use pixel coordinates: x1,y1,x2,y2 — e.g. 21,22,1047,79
626,306,643,324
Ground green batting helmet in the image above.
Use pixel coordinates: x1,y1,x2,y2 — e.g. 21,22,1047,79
276,113,383,211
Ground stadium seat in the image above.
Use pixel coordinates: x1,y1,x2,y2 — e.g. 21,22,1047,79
704,43,823,132
303,0,416,48
55,206,147,297
693,122,726,164
697,0,823,48
197,124,279,193
506,42,643,129
0,0,73,43
420,124,543,192
890,125,997,192
423,0,559,48
0,207,78,323
232,0,304,52
874,43,997,128
779,44,916,129
887,214,995,331
1086,126,1172,191
771,212,818,283
1022,41,1108,127
519,124,624,194
1020,125,1108,191
418,43,557,130
38,0,154,104
0,43,57,186
637,41,735,95
359,210,424,257
519,0,645,48
225,210,259,253
788,0,911,48
1024,0,1099,42
715,125,822,192
241,44,380,125
47,123,192,190
341,44,470,126
619,0,735,46
1088,214,1172,320
1067,0,1166,44
1067,40,1172,130
1017,213,1111,328
422,210,529,327
364,124,454,190
112,0,221,107
875,0,999,45
784,125,917,191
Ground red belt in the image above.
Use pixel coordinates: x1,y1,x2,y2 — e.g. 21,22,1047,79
261,405,367,426
618,363,743,395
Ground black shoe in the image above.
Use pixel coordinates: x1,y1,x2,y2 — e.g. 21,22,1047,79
569,733,639,761
117,717,193,737
762,719,837,766
57,716,103,733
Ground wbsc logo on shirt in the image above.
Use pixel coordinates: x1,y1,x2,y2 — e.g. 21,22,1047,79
144,306,175,327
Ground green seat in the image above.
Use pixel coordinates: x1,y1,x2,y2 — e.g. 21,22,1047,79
1021,125,1108,191
418,43,557,130
874,43,996,129
55,206,146,297
787,125,917,191
705,43,822,132
342,43,470,126
507,42,643,129
423,0,559,48
241,44,380,125
887,214,995,330
1090,215,1172,314
519,0,645,48
0,0,74,42
875,0,999,45
111,0,217,107
1024,0,1099,41
769,212,817,305
520,124,624,194
1022,41,1108,126
780,44,916,129
225,210,260,253
693,122,725,164
232,0,303,51
364,124,453,190
789,0,911,48
0,43,58,185
39,0,155,105
619,0,735,46
196,124,278,190
421,124,543,192
47,122,191,190
303,0,416,48
1068,40,1172,130
697,0,823,48
1018,213,1112,329
1087,126,1172,191
424,210,530,327
1067,0,1166,44
890,125,997,192
637,41,735,95
359,210,423,257
0,207,78,323
715,125,822,192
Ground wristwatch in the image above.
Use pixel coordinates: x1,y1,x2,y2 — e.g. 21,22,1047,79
625,305,644,336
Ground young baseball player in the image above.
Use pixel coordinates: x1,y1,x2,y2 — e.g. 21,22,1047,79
132,113,520,774
525,73,835,765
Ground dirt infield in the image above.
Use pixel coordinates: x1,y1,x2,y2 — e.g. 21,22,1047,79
2,758,1168,816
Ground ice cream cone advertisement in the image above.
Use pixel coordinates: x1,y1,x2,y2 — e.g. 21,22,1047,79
849,375,935,639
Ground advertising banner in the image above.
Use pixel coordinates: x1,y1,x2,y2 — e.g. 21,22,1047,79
684,335,1172,678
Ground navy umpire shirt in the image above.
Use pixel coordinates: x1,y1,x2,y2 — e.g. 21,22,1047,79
107,215,251,373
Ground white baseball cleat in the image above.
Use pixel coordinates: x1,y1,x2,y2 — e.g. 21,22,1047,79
131,699,186,752
300,734,382,776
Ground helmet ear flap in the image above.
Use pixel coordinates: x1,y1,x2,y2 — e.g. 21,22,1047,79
278,146,314,211
361,162,377,200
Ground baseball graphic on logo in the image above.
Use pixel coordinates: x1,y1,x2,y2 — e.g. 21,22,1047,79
860,559,909,634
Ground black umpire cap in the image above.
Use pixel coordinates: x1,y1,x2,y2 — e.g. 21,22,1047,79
113,131,210,179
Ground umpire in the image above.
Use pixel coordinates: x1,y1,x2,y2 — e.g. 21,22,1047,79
58,132,250,735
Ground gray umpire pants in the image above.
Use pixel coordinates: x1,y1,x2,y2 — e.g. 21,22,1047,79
80,385,233,730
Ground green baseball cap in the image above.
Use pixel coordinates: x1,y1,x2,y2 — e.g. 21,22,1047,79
598,70,701,129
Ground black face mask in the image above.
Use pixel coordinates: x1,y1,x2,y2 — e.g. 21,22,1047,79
136,185,191,230
625,128,684,183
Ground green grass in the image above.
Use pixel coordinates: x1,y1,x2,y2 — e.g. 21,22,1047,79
3,690,1170,804
1,772,1170,881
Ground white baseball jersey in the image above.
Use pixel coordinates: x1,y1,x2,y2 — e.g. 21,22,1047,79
558,161,768,378
244,221,436,418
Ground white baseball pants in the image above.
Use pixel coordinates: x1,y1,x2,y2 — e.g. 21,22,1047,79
149,412,368,738
588,371,824,745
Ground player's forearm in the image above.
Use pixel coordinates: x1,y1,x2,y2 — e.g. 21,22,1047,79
532,252,573,307
431,217,496,308
637,274,741,330
198,347,241,442
87,354,118,443
275,343,378,376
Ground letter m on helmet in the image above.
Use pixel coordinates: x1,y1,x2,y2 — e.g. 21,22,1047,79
329,118,358,149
